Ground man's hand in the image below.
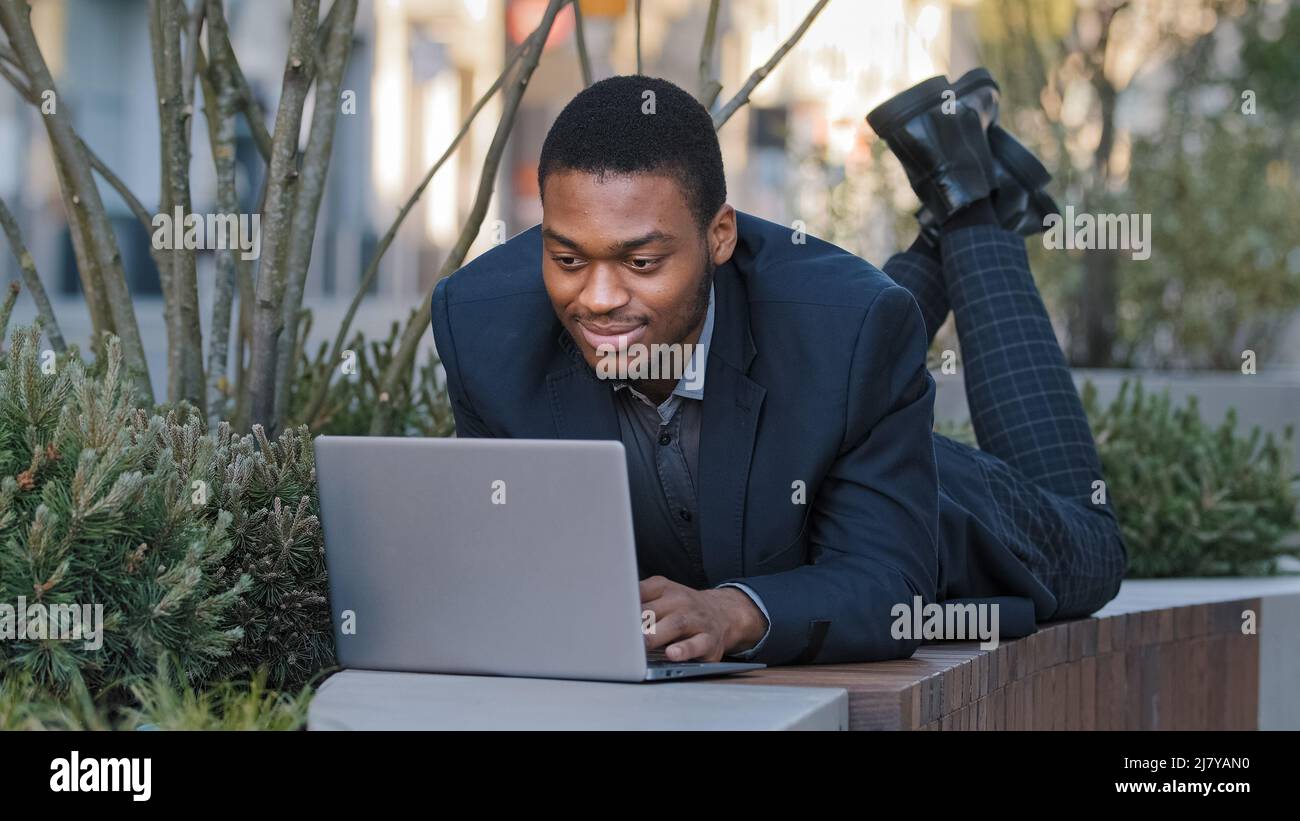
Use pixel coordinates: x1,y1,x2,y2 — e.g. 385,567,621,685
639,575,768,662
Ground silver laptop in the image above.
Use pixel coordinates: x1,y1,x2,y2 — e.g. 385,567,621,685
315,436,764,682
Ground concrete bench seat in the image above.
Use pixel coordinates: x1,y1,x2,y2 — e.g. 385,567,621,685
704,578,1300,730
308,670,848,730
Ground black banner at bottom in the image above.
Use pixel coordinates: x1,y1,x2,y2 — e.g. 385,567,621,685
1,729,1288,808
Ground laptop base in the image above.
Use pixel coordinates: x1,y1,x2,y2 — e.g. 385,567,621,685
644,661,766,681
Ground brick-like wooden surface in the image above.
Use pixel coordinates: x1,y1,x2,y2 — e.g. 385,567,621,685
709,597,1262,730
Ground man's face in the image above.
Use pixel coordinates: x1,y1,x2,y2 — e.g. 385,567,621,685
540,170,736,388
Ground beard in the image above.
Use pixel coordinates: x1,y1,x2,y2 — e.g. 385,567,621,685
680,255,716,341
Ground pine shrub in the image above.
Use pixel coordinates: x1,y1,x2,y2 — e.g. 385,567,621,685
209,422,333,688
0,327,245,695
0,326,335,701
1083,380,1299,577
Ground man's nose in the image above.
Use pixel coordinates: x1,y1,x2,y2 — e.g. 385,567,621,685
577,265,631,316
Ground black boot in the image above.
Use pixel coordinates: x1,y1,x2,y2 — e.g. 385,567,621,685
912,69,1061,244
915,126,1062,243
866,74,996,226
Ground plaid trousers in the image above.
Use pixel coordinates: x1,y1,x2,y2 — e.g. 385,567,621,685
883,226,1127,619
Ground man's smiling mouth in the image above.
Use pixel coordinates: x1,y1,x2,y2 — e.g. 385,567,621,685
577,320,649,349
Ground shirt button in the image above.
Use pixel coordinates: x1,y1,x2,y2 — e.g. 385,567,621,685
679,509,692,522
658,432,672,446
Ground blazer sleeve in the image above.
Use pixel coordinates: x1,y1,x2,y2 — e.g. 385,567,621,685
719,284,940,665
431,278,495,438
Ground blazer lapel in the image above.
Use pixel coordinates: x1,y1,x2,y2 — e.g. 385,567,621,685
698,260,765,585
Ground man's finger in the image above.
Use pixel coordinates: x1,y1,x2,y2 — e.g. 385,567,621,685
643,611,700,651
638,575,673,601
666,632,720,662
640,582,689,616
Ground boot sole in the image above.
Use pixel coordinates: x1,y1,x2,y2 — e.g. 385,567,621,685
989,125,1052,192
990,126,1060,234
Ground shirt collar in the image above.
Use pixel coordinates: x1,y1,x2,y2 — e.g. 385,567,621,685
673,281,714,400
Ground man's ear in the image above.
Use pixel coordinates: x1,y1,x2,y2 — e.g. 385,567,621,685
708,204,738,266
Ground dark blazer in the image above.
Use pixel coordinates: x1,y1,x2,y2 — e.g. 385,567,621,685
431,211,949,665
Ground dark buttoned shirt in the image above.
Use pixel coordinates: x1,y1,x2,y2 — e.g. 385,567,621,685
607,285,770,657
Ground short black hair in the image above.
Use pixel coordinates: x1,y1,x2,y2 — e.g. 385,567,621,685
538,75,726,231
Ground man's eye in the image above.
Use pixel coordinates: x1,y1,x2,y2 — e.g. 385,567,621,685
628,258,660,270
552,255,583,267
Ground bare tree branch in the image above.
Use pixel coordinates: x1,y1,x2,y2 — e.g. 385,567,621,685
0,195,66,352
181,0,206,150
573,0,592,87
231,247,255,428
246,0,320,431
300,25,543,427
0,42,22,72
147,0,179,392
273,0,358,430
82,140,152,238
202,0,241,426
697,0,721,106
190,5,254,415
200,7,273,163
368,0,568,434
0,280,16,341
48,147,114,340
0,54,172,321
634,0,642,74
0,39,168,356
0,49,30,99
712,0,828,129
80,138,177,310
0,0,153,399
153,0,206,410
229,163,270,432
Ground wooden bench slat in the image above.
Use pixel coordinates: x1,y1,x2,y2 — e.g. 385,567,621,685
703,583,1286,730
